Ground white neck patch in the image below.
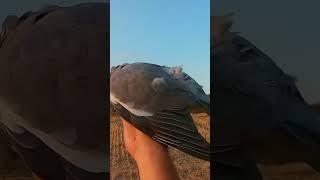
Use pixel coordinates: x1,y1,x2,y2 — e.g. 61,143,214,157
110,93,153,116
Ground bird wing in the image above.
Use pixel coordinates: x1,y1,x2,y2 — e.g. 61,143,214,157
214,33,320,170
0,3,108,173
112,102,210,161
0,110,107,173
214,35,301,103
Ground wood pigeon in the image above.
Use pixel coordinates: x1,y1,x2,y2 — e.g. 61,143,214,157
0,2,109,179
110,62,210,161
212,14,320,179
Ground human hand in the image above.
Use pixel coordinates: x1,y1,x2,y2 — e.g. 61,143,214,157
121,118,179,180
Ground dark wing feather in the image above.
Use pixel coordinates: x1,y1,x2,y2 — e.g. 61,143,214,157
113,103,210,161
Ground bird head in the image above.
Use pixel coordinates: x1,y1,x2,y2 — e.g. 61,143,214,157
211,12,235,47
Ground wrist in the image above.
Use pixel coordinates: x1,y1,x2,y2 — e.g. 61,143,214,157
134,144,179,180
134,140,168,162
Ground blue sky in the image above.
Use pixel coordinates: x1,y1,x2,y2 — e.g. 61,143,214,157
111,0,210,93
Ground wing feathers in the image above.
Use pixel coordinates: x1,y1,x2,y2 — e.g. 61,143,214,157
120,106,210,161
